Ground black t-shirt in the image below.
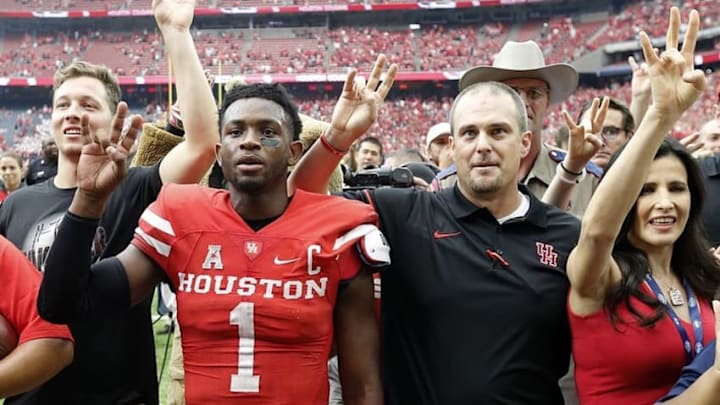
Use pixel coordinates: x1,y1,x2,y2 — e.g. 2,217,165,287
0,163,163,405
344,185,580,405
699,155,720,246
25,158,58,186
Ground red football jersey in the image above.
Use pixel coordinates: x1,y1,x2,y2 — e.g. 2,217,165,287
0,236,73,346
132,184,384,404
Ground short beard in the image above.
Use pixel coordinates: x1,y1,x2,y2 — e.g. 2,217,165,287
468,177,502,195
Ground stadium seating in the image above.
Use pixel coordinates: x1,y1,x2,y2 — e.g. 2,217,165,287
3,69,716,158
2,0,720,76
0,0,408,11
1,0,720,157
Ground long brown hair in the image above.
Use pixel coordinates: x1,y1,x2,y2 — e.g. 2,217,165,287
604,138,720,327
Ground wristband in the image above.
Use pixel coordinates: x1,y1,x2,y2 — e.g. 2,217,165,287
560,161,583,176
555,162,587,185
319,131,348,157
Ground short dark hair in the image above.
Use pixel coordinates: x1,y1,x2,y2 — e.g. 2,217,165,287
218,83,303,141
357,136,384,159
577,98,635,134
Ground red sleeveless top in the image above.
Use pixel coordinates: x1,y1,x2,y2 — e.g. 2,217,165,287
569,283,714,405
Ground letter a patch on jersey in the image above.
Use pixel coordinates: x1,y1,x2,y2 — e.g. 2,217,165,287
244,241,263,261
202,244,224,269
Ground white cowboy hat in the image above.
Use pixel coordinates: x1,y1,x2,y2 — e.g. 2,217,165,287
458,40,578,105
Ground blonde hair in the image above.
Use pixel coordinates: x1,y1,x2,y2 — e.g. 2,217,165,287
53,61,121,113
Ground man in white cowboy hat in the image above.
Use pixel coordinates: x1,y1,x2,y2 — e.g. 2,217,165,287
435,40,600,217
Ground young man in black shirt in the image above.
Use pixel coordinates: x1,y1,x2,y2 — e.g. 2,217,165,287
291,75,580,404
0,0,218,402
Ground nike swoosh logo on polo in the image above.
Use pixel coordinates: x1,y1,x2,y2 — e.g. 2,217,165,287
433,230,461,239
274,257,300,265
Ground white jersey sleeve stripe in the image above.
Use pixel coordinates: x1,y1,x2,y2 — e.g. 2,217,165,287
136,227,172,257
332,224,378,251
333,224,390,268
141,208,176,237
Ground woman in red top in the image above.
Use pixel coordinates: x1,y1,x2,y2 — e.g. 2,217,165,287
558,8,720,405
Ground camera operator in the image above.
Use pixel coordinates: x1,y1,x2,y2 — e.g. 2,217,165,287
354,137,384,170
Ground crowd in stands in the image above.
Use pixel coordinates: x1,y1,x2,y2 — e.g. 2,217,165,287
3,0,720,77
3,1,720,403
1,0,720,157
0,106,52,158
0,29,161,77
329,27,416,72
2,69,718,159
298,71,720,153
243,28,326,74
0,0,424,11
604,0,720,46
417,24,507,71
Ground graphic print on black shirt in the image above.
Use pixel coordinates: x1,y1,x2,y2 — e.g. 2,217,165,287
21,212,108,271
0,164,163,405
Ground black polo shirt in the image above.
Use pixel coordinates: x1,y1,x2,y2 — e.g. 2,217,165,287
699,155,720,246
345,185,580,405
25,158,57,185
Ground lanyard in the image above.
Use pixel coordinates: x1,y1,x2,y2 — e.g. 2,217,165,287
644,274,704,363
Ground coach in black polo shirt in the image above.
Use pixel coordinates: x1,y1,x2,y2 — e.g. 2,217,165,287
291,79,580,404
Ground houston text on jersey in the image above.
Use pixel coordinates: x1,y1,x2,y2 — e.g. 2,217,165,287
177,273,328,300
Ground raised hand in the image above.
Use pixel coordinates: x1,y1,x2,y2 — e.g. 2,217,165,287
76,102,142,201
629,56,651,100
640,7,706,120
153,0,195,32
330,55,398,144
561,97,608,172
678,132,706,156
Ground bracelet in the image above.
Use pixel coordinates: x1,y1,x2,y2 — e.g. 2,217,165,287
555,161,587,185
319,131,348,157
560,161,583,176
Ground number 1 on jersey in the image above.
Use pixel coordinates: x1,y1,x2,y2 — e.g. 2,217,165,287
230,302,260,392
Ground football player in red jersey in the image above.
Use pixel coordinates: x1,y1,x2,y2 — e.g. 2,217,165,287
37,4,397,401
0,236,74,397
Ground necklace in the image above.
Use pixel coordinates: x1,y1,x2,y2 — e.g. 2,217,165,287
644,273,704,362
654,275,685,307
666,286,685,307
